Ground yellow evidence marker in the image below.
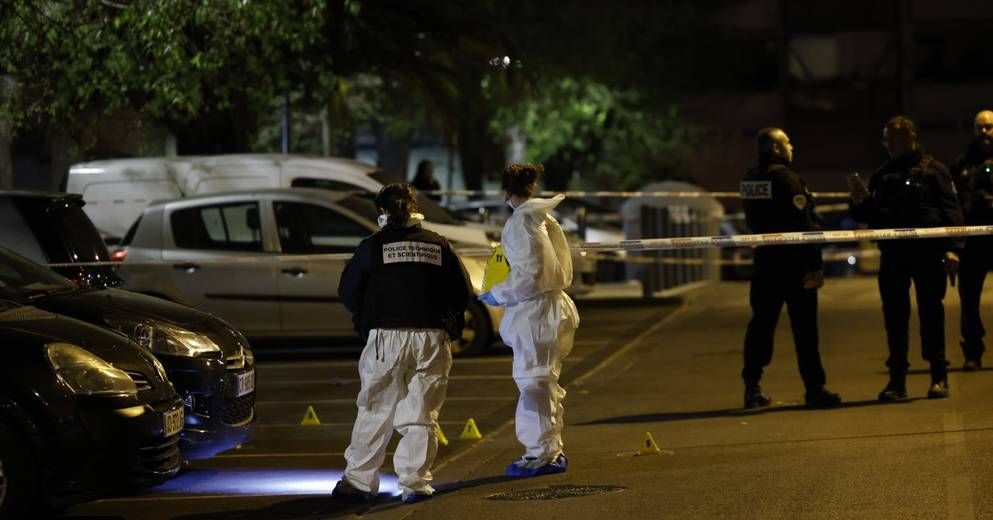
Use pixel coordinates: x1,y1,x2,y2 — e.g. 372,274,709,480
300,405,321,426
459,418,483,440
482,245,511,293
637,432,662,456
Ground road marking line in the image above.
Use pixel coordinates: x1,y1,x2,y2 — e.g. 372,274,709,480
570,305,690,387
946,476,975,520
944,411,966,458
256,421,464,428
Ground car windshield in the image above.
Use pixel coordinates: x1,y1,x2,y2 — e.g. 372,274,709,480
369,170,461,225
0,247,78,302
7,197,121,288
11,198,112,264
336,195,380,222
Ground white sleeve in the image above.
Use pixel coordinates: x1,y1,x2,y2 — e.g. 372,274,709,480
489,217,542,305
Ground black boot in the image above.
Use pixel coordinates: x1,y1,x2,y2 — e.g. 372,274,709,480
927,379,950,399
804,386,842,408
928,361,949,399
744,383,771,409
878,374,907,402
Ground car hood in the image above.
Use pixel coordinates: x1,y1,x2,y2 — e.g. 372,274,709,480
422,221,492,247
0,304,175,399
30,288,249,359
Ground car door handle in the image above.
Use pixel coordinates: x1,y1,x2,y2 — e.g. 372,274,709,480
281,267,308,277
173,262,200,272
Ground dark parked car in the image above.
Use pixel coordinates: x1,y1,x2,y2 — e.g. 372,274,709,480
0,293,183,517
0,192,255,459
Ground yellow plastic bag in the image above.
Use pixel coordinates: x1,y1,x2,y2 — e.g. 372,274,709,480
482,244,510,292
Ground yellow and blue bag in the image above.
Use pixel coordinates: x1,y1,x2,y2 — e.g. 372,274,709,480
482,244,511,292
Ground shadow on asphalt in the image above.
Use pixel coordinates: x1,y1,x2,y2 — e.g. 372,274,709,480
360,476,518,515
170,496,378,520
436,475,515,494
578,398,925,425
877,367,993,375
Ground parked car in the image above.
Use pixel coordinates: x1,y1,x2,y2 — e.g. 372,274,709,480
0,192,255,459
68,154,593,294
67,154,501,247
116,188,502,355
0,294,183,517
449,198,613,283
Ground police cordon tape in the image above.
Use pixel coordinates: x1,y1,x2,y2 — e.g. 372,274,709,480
574,225,993,253
45,225,992,269
583,248,880,267
82,189,852,209
426,189,854,199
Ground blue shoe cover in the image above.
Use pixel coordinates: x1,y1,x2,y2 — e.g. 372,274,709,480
505,454,568,478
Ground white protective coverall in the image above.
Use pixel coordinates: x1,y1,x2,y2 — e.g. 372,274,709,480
489,194,580,462
343,328,452,496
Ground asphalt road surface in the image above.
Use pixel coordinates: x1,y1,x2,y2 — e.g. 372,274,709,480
62,294,677,520
63,276,993,519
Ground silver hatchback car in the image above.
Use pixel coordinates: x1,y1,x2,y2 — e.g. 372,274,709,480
117,188,499,355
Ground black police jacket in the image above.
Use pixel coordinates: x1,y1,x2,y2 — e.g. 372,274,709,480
740,158,823,277
951,141,993,225
338,221,472,342
851,150,964,254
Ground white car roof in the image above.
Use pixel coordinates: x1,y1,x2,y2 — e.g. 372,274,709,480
146,187,354,209
70,154,381,176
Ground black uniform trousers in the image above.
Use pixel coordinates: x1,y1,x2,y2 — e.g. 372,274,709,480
959,236,993,361
742,271,826,391
878,248,948,382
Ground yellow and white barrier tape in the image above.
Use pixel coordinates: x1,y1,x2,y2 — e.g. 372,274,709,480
428,189,853,200
575,225,991,253
584,248,879,266
46,225,989,269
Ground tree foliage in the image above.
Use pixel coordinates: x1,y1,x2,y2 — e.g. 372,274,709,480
492,78,700,191
0,0,718,190
0,1,336,134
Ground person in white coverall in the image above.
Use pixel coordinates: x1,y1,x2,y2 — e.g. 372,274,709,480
479,163,580,477
333,183,472,503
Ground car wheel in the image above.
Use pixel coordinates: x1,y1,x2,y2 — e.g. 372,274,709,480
452,300,492,357
0,423,36,520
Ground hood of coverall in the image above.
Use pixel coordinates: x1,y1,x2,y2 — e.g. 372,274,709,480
495,194,574,302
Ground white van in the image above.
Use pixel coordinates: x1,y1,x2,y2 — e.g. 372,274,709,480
67,154,497,246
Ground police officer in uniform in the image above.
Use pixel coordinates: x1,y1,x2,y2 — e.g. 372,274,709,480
740,128,841,409
850,116,964,400
951,110,993,371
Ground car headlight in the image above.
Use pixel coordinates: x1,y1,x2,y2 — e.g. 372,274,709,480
134,322,222,357
46,343,138,396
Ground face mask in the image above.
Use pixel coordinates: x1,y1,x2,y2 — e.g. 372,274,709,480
377,214,389,229
506,199,517,210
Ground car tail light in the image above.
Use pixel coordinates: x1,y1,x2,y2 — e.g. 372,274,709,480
111,248,128,262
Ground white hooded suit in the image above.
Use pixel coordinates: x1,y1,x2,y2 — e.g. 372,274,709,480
489,194,580,462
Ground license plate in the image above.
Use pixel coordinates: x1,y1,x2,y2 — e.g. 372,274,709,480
163,408,184,437
233,369,256,398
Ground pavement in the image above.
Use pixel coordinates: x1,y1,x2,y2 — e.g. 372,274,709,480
63,276,993,519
